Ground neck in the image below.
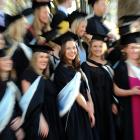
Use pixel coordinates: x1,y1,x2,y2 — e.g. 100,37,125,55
0,72,9,81
89,56,103,63
94,12,103,18
127,59,140,67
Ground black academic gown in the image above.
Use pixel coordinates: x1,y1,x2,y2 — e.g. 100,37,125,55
21,67,45,140
51,9,67,30
54,62,93,140
81,61,116,140
0,80,22,140
114,61,133,140
86,15,109,36
12,45,30,89
21,67,63,140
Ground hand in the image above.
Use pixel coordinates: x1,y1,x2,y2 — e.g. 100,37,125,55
39,114,49,138
131,86,140,95
10,117,22,131
112,103,118,115
88,112,95,128
15,128,25,140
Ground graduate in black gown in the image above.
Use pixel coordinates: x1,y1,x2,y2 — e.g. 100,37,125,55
0,48,24,140
4,9,32,88
113,32,140,140
53,32,95,140
20,44,63,140
81,34,117,140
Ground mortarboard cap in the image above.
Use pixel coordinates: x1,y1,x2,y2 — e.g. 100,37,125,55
22,7,33,17
119,15,140,23
67,10,87,26
120,32,140,45
41,29,58,42
5,14,22,27
52,31,78,46
32,1,50,10
28,44,53,53
91,33,108,42
119,15,140,36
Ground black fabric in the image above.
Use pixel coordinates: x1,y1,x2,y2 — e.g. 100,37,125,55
86,15,109,36
54,62,94,140
113,61,133,140
81,62,116,140
51,9,67,29
12,45,30,89
43,80,65,140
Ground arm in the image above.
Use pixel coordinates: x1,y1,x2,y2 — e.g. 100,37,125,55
21,80,31,93
114,83,140,96
76,93,89,112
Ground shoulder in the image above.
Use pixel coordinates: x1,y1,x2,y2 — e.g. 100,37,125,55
22,67,38,83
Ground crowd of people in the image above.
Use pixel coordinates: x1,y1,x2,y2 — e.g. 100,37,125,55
0,0,140,140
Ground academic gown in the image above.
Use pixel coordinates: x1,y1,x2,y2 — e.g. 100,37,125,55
81,61,116,140
12,45,30,89
114,61,133,140
21,67,63,140
0,80,21,140
54,62,94,140
86,15,109,36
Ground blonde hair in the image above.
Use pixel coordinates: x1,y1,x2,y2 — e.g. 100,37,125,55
4,17,27,43
32,6,51,38
88,39,107,59
30,52,50,78
71,17,87,35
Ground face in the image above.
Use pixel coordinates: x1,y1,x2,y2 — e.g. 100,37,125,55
39,6,49,24
0,56,13,72
76,20,87,37
64,40,77,62
125,43,140,61
90,40,105,58
0,34,5,49
94,0,107,16
66,0,72,8
35,52,49,71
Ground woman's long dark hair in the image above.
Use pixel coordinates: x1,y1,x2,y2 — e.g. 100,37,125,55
59,38,80,70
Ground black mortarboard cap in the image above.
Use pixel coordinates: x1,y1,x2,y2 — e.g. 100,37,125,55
5,14,22,27
28,44,53,53
41,29,58,42
119,15,140,23
0,48,8,57
22,7,33,17
119,17,140,36
32,1,50,10
92,33,107,42
52,31,78,46
0,25,6,33
120,32,140,45
67,10,87,26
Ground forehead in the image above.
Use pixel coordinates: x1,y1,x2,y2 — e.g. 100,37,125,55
127,43,140,48
91,40,104,46
65,40,76,47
